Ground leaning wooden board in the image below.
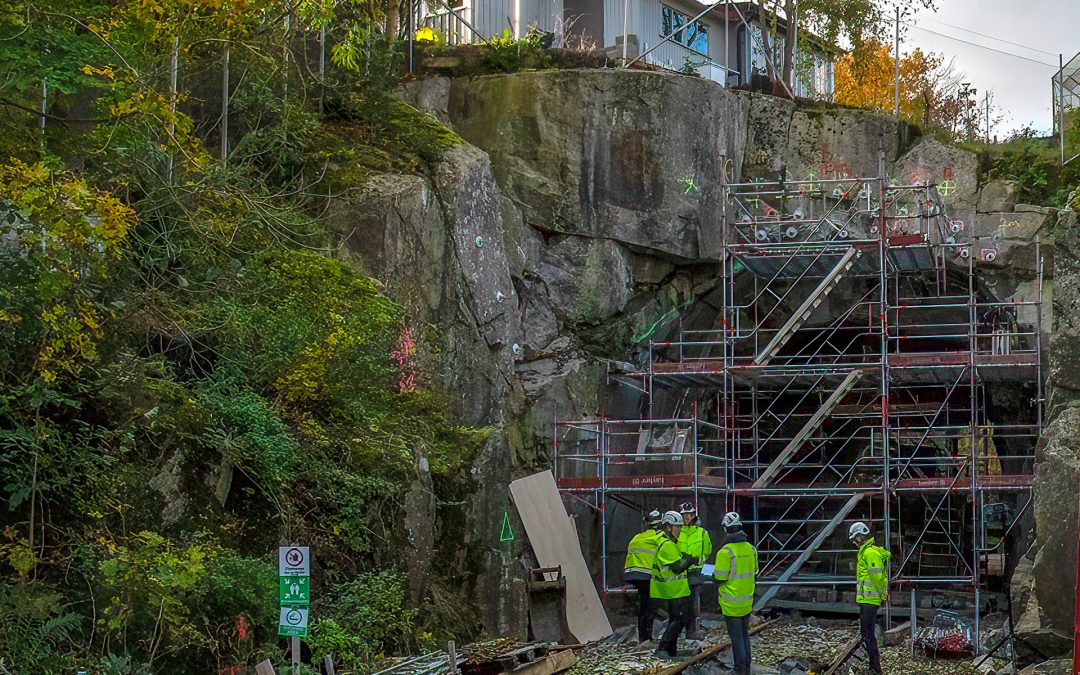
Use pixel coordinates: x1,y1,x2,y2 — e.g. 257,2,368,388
509,471,613,643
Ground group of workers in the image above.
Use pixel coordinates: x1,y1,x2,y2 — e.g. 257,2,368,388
623,504,891,674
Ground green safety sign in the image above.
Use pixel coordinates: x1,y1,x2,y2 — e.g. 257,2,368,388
278,606,309,638
500,511,514,542
278,545,312,639
279,575,310,605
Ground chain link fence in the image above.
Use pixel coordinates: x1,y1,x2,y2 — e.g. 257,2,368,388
1053,50,1080,165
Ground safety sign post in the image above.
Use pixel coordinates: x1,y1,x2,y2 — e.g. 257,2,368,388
278,545,311,673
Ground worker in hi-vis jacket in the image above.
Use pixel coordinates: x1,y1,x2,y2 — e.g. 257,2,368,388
623,510,663,643
849,521,891,675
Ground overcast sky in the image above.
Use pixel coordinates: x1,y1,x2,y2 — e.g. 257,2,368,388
906,0,1078,136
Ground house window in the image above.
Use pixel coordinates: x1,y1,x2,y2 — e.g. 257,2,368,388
661,5,708,55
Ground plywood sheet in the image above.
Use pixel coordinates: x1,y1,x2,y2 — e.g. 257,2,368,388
509,470,612,643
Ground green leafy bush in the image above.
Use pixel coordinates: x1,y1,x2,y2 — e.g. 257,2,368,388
197,375,299,494
316,572,418,664
331,20,404,94
0,583,82,672
483,28,554,73
0,3,487,669
96,531,217,663
984,138,1080,208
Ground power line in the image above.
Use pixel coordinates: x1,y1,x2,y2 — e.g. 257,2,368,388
919,17,1058,57
902,22,1057,68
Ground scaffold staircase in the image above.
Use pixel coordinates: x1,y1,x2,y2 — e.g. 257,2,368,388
755,247,863,365
753,369,862,488
754,493,865,610
914,497,964,578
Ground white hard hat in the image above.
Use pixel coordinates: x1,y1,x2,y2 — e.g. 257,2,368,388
661,511,683,526
645,509,663,526
722,511,741,528
849,521,871,539
679,501,697,515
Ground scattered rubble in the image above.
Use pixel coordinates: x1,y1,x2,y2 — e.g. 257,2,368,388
752,622,853,666
374,614,1018,675
566,643,668,674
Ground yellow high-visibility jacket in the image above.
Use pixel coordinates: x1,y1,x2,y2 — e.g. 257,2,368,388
624,529,661,582
856,537,891,606
715,540,758,617
651,535,690,600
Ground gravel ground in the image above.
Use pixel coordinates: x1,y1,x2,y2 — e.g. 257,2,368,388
570,616,1011,674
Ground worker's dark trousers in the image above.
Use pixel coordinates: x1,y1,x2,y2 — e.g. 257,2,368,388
628,579,655,641
658,596,691,656
859,603,882,674
685,581,702,637
724,614,752,675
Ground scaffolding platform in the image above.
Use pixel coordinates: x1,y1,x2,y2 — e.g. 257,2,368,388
621,349,1037,389
553,177,1043,642
733,234,937,278
556,474,727,491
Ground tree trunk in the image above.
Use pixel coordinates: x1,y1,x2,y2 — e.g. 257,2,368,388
385,0,401,38
781,0,796,91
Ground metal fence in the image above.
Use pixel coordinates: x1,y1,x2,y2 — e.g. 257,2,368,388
1053,50,1080,166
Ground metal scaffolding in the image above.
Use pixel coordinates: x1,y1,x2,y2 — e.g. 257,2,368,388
553,174,1043,641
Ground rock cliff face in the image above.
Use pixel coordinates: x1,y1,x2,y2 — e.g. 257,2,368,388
346,68,1068,641
1012,200,1080,655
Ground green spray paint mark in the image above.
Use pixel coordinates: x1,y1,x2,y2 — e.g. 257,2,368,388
500,512,514,542
679,175,699,194
633,299,697,344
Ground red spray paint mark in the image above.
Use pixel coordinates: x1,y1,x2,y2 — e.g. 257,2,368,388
391,326,417,393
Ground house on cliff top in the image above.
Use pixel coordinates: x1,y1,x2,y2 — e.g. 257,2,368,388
419,0,838,97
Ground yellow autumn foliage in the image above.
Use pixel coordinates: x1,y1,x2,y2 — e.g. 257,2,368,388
0,160,136,381
835,39,946,124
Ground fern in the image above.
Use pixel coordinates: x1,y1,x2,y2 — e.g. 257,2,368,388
0,585,82,672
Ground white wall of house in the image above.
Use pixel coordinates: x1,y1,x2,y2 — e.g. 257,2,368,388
601,0,739,83
424,0,834,97
470,0,564,37
424,0,564,43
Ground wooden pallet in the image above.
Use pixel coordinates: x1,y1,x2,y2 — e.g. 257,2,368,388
461,642,553,675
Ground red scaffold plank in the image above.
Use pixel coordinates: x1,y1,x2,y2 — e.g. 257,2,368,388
556,474,727,490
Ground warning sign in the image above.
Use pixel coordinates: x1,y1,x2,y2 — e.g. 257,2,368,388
279,546,309,577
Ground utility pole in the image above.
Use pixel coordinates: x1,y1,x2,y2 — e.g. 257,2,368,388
985,91,991,144
283,13,291,100
723,0,729,86
1058,52,1067,163
621,0,629,63
893,6,900,120
319,25,326,113
406,0,414,74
